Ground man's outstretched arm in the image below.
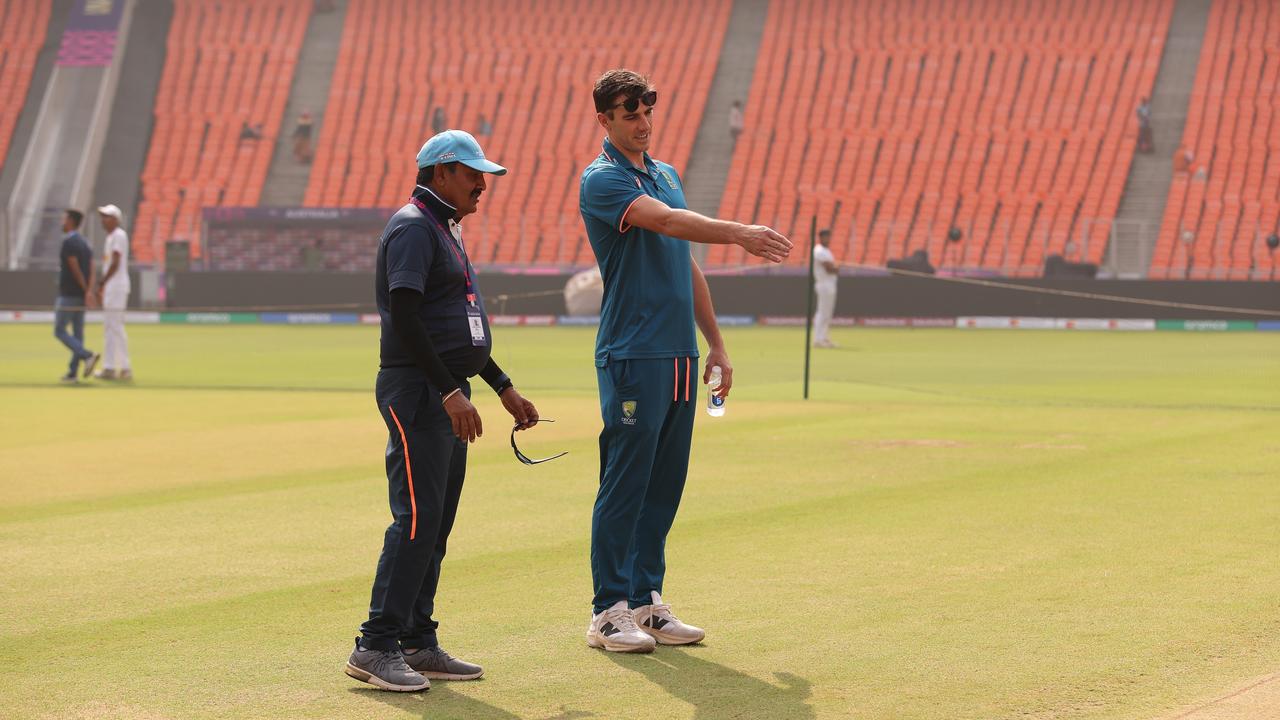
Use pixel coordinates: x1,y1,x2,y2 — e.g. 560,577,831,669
623,195,792,263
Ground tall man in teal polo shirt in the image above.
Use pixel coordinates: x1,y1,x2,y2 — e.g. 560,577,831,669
578,69,792,653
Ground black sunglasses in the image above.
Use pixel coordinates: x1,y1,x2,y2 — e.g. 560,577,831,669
612,90,658,113
510,418,568,465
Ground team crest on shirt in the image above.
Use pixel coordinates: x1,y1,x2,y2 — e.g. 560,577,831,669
621,401,637,425
658,170,677,190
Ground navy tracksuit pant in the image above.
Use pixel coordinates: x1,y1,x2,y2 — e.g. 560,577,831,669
360,368,469,651
592,355,698,613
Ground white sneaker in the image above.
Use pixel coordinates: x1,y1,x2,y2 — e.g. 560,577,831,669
586,600,656,653
633,592,705,645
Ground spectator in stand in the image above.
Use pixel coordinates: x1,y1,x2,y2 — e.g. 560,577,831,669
1173,145,1193,173
239,121,263,143
293,110,314,163
432,107,447,135
729,100,744,146
1136,98,1154,154
476,114,492,137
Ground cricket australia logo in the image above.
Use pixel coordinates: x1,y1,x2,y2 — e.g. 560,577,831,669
621,400,638,425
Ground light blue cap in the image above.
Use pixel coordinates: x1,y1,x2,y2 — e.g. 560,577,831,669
415,129,507,175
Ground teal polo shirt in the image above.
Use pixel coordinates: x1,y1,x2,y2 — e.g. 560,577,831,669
579,138,698,368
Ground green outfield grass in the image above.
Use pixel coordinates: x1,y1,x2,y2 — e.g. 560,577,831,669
1,324,1277,719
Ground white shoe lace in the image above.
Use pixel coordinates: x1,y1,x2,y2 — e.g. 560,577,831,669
648,602,680,624
604,604,642,633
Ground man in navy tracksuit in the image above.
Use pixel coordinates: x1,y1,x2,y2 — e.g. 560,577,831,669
346,130,540,692
578,70,792,653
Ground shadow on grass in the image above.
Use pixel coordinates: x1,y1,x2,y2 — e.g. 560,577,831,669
350,683,597,720
605,646,814,720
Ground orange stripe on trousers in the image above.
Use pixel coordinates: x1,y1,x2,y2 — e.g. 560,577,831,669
387,406,417,541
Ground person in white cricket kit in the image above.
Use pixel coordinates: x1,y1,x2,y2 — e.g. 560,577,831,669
812,229,839,348
96,205,133,380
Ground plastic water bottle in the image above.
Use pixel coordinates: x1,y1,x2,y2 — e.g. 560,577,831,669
706,365,726,417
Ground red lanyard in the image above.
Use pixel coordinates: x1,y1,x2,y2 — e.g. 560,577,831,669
410,195,476,305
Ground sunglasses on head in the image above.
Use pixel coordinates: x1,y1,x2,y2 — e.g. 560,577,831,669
510,418,568,465
612,90,658,113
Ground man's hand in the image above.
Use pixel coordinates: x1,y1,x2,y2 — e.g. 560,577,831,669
703,347,733,398
500,387,539,430
735,225,791,263
86,289,101,310
443,392,482,442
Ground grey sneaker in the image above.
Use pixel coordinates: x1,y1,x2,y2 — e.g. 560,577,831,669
345,639,429,692
402,646,484,680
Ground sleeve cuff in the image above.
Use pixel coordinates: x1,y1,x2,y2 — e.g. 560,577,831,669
387,270,425,293
616,194,644,233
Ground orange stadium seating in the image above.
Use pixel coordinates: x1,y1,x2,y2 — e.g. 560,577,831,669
0,0,50,176
712,0,1172,276
1150,0,1279,281
304,0,730,266
131,0,309,263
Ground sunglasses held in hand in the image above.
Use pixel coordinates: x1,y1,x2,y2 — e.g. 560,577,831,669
511,418,568,465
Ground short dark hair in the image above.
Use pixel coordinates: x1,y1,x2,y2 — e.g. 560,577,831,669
593,69,651,114
416,162,459,187
818,229,832,239
65,209,83,228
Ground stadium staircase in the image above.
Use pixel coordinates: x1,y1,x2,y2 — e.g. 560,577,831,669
260,0,347,207
1149,0,1280,280
681,0,770,265
1108,0,1212,278
92,0,174,236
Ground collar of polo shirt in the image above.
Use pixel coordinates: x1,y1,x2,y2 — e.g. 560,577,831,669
413,184,462,226
602,137,656,176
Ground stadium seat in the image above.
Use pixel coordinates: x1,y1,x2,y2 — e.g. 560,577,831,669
303,0,732,268
133,0,311,264
0,0,51,178
717,0,1173,276
1150,0,1279,280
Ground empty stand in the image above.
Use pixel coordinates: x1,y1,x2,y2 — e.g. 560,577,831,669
1151,0,1279,281
713,0,1172,277
132,0,310,263
0,0,51,177
304,0,731,266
